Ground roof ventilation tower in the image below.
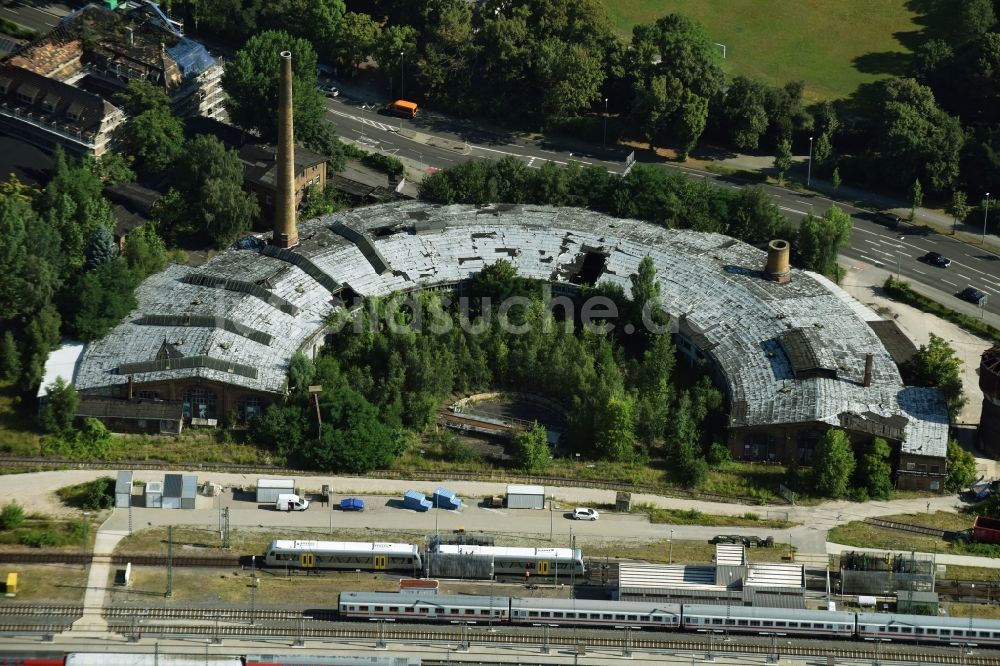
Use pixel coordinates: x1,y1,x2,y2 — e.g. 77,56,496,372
764,239,791,283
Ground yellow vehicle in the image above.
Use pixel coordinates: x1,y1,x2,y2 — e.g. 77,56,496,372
385,99,418,118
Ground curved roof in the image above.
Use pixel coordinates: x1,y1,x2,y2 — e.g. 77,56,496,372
74,202,948,457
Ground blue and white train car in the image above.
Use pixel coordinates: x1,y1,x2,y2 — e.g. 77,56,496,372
510,597,681,629
857,612,1000,646
681,604,856,639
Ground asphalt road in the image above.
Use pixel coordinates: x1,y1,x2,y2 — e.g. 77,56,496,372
0,0,71,33
325,98,1000,323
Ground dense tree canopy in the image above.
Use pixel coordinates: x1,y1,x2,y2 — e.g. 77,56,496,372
222,30,344,168
116,82,184,176
946,440,978,492
796,205,852,277
812,429,856,499
910,333,966,424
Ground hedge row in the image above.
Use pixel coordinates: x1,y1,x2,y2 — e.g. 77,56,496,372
883,277,1000,344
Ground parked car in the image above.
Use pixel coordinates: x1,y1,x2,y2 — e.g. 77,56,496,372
959,286,988,305
319,84,339,97
276,493,309,511
921,251,952,267
572,507,599,521
340,497,364,511
875,211,902,228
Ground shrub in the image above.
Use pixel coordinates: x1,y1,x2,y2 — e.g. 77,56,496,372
884,277,1000,344
18,528,63,548
742,512,760,521
56,477,115,510
0,501,25,530
360,153,405,178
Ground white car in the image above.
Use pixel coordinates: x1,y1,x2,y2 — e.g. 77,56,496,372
572,507,599,521
319,84,339,98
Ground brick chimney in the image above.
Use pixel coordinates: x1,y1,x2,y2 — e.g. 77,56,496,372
272,50,298,249
863,352,873,387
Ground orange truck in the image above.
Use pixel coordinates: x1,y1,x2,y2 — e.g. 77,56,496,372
385,99,417,118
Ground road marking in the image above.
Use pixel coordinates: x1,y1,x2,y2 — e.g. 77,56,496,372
795,200,810,206
779,206,808,215
859,254,881,265
912,269,926,275
941,279,958,287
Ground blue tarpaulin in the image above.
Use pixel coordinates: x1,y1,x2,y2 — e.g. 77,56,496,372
432,486,462,510
340,497,364,511
403,490,432,512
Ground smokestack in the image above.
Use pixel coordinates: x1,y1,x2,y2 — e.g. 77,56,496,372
863,353,873,387
764,239,791,283
127,375,134,400
272,50,298,249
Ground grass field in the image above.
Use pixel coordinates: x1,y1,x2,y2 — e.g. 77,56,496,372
601,0,923,101
827,511,974,554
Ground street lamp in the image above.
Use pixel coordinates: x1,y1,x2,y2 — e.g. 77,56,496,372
603,98,608,146
399,51,404,100
807,136,814,187
984,192,991,245
668,529,674,564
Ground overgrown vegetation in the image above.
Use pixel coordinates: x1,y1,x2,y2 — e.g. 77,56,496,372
56,477,116,510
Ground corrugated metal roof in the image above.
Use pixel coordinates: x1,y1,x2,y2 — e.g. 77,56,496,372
163,473,182,498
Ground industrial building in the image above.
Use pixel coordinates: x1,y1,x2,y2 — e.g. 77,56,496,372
60,42,948,487
616,544,806,608
0,2,223,157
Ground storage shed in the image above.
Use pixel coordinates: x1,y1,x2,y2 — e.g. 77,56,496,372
257,478,295,503
506,484,545,509
403,490,432,512
115,471,133,508
163,473,198,510
896,590,939,615
145,480,162,508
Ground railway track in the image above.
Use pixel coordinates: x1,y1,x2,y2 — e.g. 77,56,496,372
0,605,82,617
102,607,337,622
97,622,1000,665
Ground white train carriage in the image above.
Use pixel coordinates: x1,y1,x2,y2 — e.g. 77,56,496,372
432,544,584,577
511,597,681,629
339,591,508,623
857,612,1000,646
264,539,422,572
682,604,856,639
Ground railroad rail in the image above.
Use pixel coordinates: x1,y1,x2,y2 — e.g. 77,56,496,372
0,456,779,505
0,605,81,617
864,517,953,538
99,622,1000,665
0,552,242,567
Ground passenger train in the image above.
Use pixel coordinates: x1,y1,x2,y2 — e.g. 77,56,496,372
261,540,584,579
339,591,1000,647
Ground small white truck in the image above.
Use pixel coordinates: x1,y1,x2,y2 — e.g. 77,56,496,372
276,493,310,511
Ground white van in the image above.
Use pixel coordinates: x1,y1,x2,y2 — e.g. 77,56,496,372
276,493,309,511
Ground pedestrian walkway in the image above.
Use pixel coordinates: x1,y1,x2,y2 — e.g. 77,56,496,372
69,513,128,635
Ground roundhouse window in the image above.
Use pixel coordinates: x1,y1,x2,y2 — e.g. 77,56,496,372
184,387,217,420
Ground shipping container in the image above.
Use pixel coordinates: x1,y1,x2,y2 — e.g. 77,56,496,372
257,478,295,503
506,484,545,509
115,471,133,508
974,515,1000,544
145,480,162,508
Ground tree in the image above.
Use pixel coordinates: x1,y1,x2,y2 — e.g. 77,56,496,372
860,437,894,500
813,132,833,165
39,377,79,435
287,352,316,395
626,13,723,154
83,226,118,271
949,190,971,233
795,205,852,275
65,259,137,341
513,421,551,472
668,391,709,487
957,0,996,42
717,76,769,151
123,224,168,279
0,501,25,530
910,334,966,423
160,135,260,248
94,153,135,185
773,137,793,183
222,30,344,167
249,404,309,460
831,165,841,189
38,148,107,270
333,12,380,74
867,77,964,192
946,439,978,492
0,330,20,381
117,82,183,175
910,178,924,220
594,394,636,461
301,387,401,473
811,429,856,498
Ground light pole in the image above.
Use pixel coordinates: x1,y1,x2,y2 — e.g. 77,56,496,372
896,243,902,281
807,136,814,187
602,98,608,146
668,529,674,564
984,192,991,245
399,51,404,100
81,512,90,569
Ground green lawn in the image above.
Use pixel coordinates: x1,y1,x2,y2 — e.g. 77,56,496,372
602,0,923,101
